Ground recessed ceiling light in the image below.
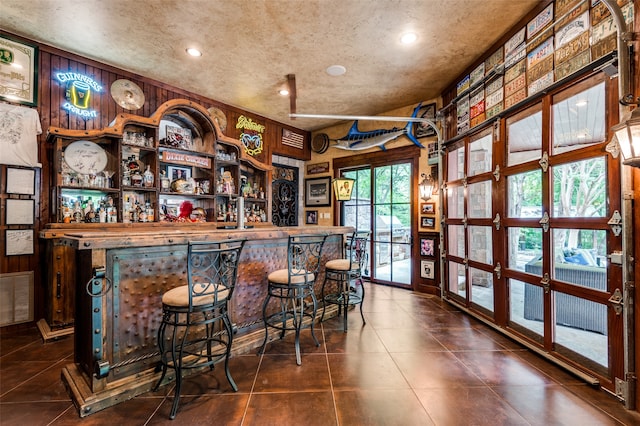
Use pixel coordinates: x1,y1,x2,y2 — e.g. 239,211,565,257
186,47,202,57
279,89,289,96
326,65,346,76
400,32,418,44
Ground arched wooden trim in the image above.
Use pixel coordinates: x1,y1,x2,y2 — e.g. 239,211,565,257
47,98,272,172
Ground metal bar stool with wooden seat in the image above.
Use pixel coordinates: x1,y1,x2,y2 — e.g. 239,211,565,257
320,230,370,332
258,233,327,365
153,239,245,420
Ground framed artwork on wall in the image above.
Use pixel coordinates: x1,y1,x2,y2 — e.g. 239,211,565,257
420,202,435,215
420,260,435,279
414,102,437,138
6,167,36,195
305,176,331,207
421,216,435,229
5,229,34,256
5,199,34,225
420,236,436,257
0,35,38,106
306,210,318,225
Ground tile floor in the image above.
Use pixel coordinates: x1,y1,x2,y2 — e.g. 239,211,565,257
2,284,640,425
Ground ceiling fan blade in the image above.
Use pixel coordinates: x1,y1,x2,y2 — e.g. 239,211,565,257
287,74,296,116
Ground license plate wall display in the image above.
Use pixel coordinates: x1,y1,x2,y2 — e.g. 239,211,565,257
484,47,503,75
556,0,584,18
457,94,470,134
527,3,554,54
456,75,470,96
555,1,590,31
470,63,485,88
527,36,554,87
556,48,591,80
504,27,526,70
469,87,485,128
556,10,590,49
485,75,504,119
590,0,633,60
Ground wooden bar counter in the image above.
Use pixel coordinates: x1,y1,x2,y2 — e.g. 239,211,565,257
58,225,351,417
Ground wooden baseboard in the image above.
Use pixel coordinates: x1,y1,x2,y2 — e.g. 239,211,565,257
37,319,74,342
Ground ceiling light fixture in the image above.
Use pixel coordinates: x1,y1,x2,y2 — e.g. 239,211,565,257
326,65,346,76
400,32,418,44
279,89,289,96
185,47,202,57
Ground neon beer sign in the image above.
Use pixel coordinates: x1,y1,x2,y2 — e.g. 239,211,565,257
56,72,103,118
236,115,265,156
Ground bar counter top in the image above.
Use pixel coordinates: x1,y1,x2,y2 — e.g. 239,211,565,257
46,224,353,250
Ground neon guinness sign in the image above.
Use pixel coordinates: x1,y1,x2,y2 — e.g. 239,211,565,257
56,72,103,118
236,115,265,156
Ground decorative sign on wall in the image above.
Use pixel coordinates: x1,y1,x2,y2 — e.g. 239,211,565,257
55,72,103,118
236,115,265,156
0,35,38,107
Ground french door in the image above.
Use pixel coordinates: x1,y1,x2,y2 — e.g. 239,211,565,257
336,148,419,288
443,73,625,392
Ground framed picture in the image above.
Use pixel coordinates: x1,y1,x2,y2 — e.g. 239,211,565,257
305,176,331,207
414,102,437,138
420,202,435,215
5,199,34,225
167,165,191,181
420,260,435,279
306,210,318,225
5,229,34,256
421,216,435,229
306,162,329,175
420,237,436,257
6,167,36,195
0,35,38,106
164,125,193,150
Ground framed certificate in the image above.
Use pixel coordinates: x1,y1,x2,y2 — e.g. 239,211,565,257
6,167,36,195
0,35,38,106
5,199,35,225
5,229,34,256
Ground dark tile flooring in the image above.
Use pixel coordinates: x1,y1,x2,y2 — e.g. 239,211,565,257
2,284,640,425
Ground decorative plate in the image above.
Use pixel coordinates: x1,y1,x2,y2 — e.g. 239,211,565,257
63,140,108,175
311,133,330,153
207,107,227,133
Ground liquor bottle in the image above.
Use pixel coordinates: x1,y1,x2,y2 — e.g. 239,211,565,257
98,199,107,223
123,196,131,223
160,170,170,191
131,170,143,187
72,200,83,223
107,197,117,223
132,199,141,222
143,165,154,187
145,202,154,222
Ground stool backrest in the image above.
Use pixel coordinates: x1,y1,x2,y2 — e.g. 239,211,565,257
347,230,370,273
187,239,246,309
287,234,328,284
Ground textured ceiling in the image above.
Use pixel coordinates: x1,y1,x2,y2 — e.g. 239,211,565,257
1,0,540,131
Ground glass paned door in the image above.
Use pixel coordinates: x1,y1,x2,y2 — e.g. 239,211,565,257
372,163,412,285
502,77,622,384
444,129,495,316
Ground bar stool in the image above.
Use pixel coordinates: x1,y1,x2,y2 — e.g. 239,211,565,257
320,230,370,332
258,234,327,365
153,239,245,420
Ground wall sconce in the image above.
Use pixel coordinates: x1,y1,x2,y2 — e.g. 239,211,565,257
612,108,640,168
333,177,355,201
419,173,435,201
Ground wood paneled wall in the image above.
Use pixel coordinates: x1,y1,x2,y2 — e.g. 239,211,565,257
0,31,309,330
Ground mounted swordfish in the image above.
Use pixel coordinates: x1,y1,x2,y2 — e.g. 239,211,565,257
326,103,426,151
